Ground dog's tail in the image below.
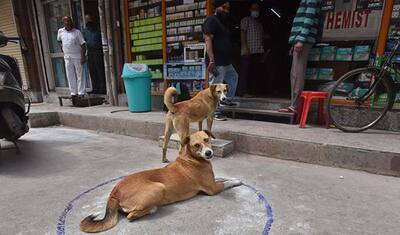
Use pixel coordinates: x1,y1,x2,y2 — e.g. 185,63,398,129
80,197,119,233
164,87,178,113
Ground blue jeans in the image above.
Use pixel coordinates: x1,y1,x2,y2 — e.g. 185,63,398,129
209,64,238,115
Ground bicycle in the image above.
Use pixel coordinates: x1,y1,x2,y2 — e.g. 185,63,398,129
327,37,400,132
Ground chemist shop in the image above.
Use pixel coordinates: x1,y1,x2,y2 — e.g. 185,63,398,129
125,0,399,110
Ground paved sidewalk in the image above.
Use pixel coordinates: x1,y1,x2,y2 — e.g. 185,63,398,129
1,127,399,235
29,103,400,176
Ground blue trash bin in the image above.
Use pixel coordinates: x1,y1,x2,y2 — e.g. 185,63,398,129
122,63,152,112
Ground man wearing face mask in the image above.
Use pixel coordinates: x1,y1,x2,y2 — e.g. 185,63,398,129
239,2,264,97
203,0,238,121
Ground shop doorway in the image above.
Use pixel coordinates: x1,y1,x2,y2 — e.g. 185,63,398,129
83,0,100,25
38,0,102,94
228,0,300,99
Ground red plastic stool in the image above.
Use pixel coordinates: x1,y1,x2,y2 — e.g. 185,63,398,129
297,91,330,129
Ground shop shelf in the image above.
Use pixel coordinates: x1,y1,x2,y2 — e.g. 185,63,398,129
132,44,163,53
151,73,163,79
132,23,162,34
166,8,206,17
166,24,203,30
166,7,204,15
132,31,162,40
166,15,207,24
131,17,162,27
133,37,163,47
129,1,161,10
133,59,163,66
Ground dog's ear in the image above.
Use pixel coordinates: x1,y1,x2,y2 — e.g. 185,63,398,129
204,130,215,139
182,136,190,146
209,84,217,94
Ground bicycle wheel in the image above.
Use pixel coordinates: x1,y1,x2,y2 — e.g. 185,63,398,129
327,67,395,132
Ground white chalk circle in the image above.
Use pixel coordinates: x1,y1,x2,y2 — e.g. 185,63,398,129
57,177,273,235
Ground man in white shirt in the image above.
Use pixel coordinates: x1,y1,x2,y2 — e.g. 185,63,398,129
57,16,86,97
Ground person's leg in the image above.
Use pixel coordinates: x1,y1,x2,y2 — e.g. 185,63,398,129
73,58,85,95
87,51,99,93
289,44,312,109
223,64,238,103
238,55,251,96
208,66,225,116
64,58,78,95
95,51,107,94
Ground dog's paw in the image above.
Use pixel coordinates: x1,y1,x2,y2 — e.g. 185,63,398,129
162,159,170,163
223,178,242,190
149,207,158,214
215,177,228,182
229,178,242,187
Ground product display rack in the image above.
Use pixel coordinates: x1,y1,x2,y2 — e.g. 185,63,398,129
164,0,207,94
127,0,164,95
165,0,206,58
385,0,400,63
125,0,212,96
306,40,375,105
306,42,372,82
375,0,400,109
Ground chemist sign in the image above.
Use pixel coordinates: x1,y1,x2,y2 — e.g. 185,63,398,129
321,0,384,41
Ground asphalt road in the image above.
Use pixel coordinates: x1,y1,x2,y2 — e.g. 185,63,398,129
0,127,399,235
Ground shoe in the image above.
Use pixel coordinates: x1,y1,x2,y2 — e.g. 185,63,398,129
278,107,297,113
220,100,237,106
214,114,227,121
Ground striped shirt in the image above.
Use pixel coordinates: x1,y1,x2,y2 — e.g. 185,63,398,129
289,0,321,45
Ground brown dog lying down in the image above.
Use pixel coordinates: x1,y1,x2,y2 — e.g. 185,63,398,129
80,131,242,233
162,83,228,163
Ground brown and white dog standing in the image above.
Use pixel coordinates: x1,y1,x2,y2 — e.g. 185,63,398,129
162,83,228,163
80,131,241,233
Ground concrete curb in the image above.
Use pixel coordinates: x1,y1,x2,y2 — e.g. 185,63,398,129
29,112,400,177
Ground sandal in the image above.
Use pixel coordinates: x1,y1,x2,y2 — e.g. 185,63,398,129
278,107,297,113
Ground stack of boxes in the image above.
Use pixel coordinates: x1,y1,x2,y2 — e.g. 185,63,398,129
306,45,371,81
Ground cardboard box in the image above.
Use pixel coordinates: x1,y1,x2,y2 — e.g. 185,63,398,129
353,45,370,61
306,68,318,80
336,48,353,61
320,46,336,61
318,68,334,80
308,48,321,61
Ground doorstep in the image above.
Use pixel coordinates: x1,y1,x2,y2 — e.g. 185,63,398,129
29,103,400,177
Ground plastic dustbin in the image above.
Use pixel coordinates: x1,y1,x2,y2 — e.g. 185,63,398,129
122,63,152,112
